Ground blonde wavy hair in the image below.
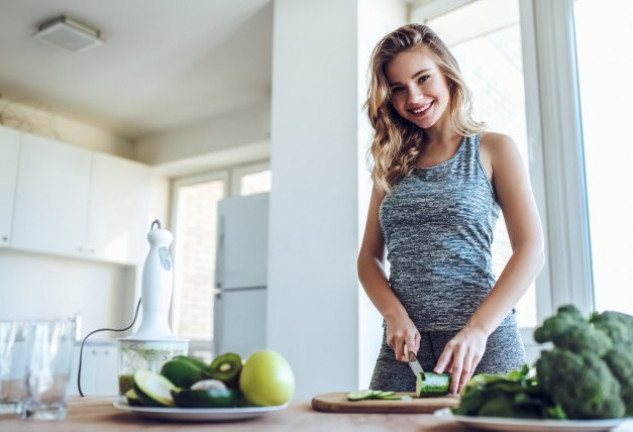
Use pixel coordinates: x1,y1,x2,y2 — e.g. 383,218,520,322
366,24,485,193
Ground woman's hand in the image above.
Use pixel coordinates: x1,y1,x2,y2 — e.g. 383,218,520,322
434,327,488,394
385,315,421,362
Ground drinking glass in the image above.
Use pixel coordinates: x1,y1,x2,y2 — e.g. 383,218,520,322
20,320,75,420
0,321,31,415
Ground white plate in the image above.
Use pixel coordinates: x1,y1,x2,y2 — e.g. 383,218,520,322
113,397,288,422
434,407,632,432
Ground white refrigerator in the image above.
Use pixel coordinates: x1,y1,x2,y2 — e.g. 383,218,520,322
213,192,268,357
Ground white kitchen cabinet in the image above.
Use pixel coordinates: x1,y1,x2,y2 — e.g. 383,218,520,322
0,126,20,248
70,343,118,396
12,132,92,257
88,153,151,264
10,130,153,264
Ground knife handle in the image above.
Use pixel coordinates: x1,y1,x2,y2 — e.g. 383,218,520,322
404,343,416,362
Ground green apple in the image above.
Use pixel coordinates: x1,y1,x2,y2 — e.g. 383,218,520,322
239,350,294,406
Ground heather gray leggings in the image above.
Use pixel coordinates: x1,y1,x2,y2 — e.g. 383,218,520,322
369,324,527,392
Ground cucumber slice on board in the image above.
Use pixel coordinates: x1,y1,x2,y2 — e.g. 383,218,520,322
346,389,408,401
346,390,376,401
133,370,177,407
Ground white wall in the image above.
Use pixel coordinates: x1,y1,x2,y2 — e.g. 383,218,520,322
133,103,271,167
0,249,136,339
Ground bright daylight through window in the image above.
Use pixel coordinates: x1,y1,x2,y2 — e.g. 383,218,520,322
574,0,633,315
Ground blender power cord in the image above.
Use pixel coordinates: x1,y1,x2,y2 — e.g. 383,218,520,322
77,297,142,397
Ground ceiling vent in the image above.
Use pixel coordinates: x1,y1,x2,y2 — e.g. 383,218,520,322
34,15,103,53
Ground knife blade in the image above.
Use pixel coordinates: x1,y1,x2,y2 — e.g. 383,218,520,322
405,344,425,377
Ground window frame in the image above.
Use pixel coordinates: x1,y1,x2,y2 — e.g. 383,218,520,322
229,160,271,196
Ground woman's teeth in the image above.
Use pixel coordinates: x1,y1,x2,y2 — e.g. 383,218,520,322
411,102,432,114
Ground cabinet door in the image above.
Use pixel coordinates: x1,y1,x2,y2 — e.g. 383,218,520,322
12,133,91,257
88,153,151,264
0,126,20,248
70,344,118,396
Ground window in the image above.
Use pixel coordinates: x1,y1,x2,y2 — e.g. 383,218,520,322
421,0,539,328
574,0,633,315
172,173,228,342
230,161,271,196
171,162,271,350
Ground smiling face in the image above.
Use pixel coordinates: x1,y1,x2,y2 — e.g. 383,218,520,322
385,45,452,131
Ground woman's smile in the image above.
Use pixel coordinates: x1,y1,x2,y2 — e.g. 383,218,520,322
408,101,434,117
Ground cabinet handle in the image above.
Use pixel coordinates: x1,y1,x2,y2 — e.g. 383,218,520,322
1,235,7,242
78,247,84,253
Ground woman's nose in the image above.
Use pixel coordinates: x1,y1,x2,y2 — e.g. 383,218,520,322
407,85,424,103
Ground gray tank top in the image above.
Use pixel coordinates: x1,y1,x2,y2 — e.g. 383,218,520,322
379,133,516,330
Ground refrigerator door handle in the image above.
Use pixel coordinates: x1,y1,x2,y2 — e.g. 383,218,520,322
214,215,225,290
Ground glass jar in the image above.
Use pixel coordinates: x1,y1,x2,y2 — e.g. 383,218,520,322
117,339,188,394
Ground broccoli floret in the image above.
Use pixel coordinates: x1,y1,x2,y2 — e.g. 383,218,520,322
536,348,625,419
604,342,633,416
591,311,633,345
557,304,586,321
534,306,613,356
551,323,613,357
534,305,584,344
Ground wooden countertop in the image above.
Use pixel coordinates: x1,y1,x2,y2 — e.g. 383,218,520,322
1,396,468,431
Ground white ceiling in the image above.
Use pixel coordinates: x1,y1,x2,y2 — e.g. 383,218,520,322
0,0,273,138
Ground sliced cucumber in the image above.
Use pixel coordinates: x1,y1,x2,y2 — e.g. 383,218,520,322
346,389,376,401
133,370,177,407
415,372,451,397
346,389,406,401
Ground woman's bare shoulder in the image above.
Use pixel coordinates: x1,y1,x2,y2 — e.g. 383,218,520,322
480,131,515,150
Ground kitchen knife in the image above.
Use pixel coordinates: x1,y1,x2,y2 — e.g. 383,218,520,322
405,344,425,377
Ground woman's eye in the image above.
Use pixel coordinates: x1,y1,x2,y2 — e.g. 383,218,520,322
390,86,404,94
418,75,430,84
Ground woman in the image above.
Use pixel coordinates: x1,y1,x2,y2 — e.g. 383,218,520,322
357,24,544,395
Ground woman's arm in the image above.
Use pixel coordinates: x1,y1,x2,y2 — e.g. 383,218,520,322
434,132,545,393
358,185,420,362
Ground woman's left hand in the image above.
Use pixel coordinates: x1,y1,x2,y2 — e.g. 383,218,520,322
433,327,488,395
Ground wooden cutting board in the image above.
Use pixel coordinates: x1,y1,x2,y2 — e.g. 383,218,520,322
311,392,459,414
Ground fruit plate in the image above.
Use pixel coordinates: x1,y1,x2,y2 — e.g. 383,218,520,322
113,397,288,422
434,408,633,432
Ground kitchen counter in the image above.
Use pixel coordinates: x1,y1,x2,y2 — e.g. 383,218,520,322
1,397,468,431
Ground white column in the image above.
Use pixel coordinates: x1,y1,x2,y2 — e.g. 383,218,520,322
357,0,408,389
268,0,406,399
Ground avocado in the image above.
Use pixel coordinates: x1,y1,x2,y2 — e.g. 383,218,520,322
171,387,237,408
160,358,211,388
132,370,177,407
